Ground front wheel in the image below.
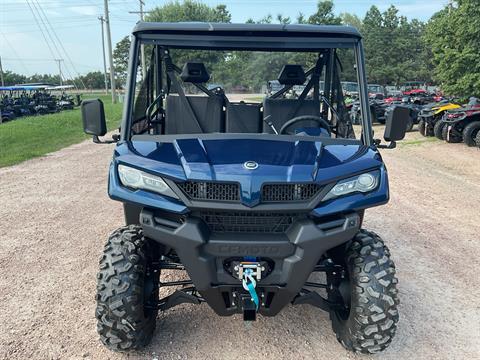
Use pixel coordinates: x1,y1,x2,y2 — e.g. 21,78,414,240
328,230,399,354
463,121,480,147
96,225,160,351
442,124,462,143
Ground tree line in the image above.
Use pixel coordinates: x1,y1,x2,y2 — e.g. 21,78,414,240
3,1,478,97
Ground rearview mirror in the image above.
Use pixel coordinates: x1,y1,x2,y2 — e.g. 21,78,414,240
81,99,106,137
384,105,409,142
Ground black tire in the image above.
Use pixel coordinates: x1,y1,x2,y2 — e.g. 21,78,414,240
96,225,160,351
462,121,480,147
442,124,462,143
329,230,399,354
475,132,480,148
418,119,432,136
433,120,446,140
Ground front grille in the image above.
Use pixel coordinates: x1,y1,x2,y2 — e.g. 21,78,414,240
177,181,240,202
262,183,321,202
198,211,301,233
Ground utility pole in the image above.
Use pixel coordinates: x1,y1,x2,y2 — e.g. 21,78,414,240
0,56,4,86
129,0,146,80
98,16,109,94
54,58,64,85
104,0,117,103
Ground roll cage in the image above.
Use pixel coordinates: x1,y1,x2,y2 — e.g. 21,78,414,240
120,22,373,146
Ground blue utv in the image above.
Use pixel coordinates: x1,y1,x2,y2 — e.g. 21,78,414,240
82,22,409,354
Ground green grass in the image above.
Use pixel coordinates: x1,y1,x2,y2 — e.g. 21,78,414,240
398,136,439,147
0,94,123,168
244,96,264,103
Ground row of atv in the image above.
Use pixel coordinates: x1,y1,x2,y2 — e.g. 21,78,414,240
350,95,424,132
418,97,480,148
0,87,80,124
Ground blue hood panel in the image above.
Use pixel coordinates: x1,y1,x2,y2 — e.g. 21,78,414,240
115,137,382,185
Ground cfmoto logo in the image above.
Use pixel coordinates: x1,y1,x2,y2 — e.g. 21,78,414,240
243,161,259,170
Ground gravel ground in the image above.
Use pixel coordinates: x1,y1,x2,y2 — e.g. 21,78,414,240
1,127,479,359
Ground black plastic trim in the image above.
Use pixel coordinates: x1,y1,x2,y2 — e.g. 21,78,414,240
140,209,360,316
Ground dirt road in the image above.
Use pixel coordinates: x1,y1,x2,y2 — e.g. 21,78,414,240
1,128,479,359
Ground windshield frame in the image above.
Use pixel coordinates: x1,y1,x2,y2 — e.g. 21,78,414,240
121,31,373,146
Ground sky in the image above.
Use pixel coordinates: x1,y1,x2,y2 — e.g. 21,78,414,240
0,0,448,78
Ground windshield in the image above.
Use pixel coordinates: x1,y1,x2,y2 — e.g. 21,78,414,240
127,39,369,143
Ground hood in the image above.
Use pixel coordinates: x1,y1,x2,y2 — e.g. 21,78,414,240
115,135,382,187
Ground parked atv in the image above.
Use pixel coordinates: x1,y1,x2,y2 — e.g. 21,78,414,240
435,98,480,144
82,23,409,355
350,98,388,125
442,109,480,146
418,101,461,137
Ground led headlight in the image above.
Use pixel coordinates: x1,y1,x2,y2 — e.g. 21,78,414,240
323,171,380,201
118,164,179,199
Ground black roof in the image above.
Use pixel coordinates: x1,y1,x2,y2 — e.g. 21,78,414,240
133,22,361,39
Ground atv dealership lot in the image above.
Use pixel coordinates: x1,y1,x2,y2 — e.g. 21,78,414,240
0,127,478,359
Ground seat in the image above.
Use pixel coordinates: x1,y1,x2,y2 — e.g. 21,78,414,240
165,62,224,134
226,102,262,133
165,94,224,134
263,64,320,133
263,98,321,133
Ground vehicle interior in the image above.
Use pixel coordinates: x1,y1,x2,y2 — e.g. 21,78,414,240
130,45,358,140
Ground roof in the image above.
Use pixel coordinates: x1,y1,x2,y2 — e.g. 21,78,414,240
133,22,361,38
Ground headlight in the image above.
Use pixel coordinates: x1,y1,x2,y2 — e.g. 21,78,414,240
118,164,179,199
323,171,380,201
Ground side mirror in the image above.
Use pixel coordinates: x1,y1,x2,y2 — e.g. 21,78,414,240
81,99,106,137
383,105,409,147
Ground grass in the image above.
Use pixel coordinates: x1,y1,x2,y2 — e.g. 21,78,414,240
398,136,439,147
0,94,123,168
244,96,264,103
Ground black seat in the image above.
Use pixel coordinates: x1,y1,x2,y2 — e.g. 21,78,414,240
165,62,224,134
226,102,262,133
263,98,320,133
263,64,320,133
165,94,224,134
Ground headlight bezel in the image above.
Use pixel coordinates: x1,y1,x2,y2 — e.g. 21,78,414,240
117,164,179,199
323,170,380,201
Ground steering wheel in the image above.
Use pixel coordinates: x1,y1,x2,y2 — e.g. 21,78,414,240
279,115,332,135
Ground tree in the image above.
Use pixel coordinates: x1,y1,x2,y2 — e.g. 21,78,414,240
340,13,362,30
113,36,131,88
362,5,433,85
146,0,231,23
425,0,480,96
2,71,27,86
307,1,342,25
77,71,109,89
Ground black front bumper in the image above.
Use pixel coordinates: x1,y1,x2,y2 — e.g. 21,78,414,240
140,209,360,316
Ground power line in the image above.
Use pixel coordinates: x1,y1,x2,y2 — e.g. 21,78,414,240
29,0,71,84
33,0,85,89
1,33,30,73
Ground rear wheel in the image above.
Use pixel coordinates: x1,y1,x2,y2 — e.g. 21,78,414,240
462,121,480,147
96,225,160,351
328,230,399,354
475,132,480,148
442,124,462,143
433,120,447,140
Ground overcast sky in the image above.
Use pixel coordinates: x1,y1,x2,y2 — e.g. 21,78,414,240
1,0,447,78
